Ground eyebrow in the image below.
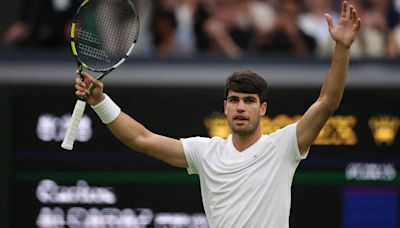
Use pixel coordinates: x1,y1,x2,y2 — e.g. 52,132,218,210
244,96,257,100
227,95,257,100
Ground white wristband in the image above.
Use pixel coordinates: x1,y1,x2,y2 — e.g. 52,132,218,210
91,94,121,124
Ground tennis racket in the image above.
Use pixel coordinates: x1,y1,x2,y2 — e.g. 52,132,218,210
61,0,140,150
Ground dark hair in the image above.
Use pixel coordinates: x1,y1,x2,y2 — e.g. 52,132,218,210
224,70,268,102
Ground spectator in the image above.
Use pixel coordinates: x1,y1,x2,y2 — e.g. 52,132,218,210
174,0,198,56
151,1,179,56
150,0,200,57
387,24,400,57
4,0,399,59
387,0,400,57
298,0,339,57
257,0,315,55
193,0,212,54
203,0,276,58
129,0,154,57
3,0,79,49
360,0,391,58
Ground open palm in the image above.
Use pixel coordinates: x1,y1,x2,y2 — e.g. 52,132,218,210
325,1,361,48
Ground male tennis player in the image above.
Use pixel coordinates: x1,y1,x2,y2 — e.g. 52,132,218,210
75,1,360,227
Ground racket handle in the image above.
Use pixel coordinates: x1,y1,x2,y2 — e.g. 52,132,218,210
61,99,87,150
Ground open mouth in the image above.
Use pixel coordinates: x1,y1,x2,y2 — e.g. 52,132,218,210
233,115,249,123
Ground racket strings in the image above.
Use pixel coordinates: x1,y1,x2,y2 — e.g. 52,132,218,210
74,0,139,71
99,1,135,57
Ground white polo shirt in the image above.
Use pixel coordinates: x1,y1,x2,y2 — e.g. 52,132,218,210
181,123,308,228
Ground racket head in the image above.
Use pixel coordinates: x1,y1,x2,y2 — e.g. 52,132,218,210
70,0,139,73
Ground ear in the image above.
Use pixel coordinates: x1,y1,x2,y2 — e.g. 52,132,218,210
224,100,228,115
260,101,267,116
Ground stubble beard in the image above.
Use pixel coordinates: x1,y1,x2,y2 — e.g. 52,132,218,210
229,116,260,136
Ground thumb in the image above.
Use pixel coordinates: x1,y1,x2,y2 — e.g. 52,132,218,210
84,74,104,95
80,71,100,87
77,70,94,84
88,76,103,89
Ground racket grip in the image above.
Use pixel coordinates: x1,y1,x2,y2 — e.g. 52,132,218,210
61,99,87,150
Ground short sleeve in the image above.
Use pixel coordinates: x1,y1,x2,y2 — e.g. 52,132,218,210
270,123,309,162
180,137,210,175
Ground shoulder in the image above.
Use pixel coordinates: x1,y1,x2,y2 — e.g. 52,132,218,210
269,123,297,138
180,136,228,171
180,136,225,143
265,123,298,149
180,136,227,149
266,122,307,161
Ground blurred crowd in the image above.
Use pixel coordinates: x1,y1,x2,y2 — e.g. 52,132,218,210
3,0,400,59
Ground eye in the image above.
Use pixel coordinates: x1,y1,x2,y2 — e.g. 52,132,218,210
244,97,256,103
227,97,238,103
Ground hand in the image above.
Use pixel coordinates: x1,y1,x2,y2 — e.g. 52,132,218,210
3,22,28,44
325,1,361,49
75,70,105,106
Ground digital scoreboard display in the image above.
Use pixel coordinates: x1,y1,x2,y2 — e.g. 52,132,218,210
10,86,400,227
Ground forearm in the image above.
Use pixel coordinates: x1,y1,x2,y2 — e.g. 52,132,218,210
318,43,350,111
296,43,351,153
106,111,151,152
297,1,360,153
90,94,150,151
107,112,187,167
90,93,186,167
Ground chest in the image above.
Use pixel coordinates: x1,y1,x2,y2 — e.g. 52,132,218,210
200,141,285,188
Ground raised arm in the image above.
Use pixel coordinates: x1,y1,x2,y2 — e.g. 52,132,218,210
75,71,188,168
296,1,361,154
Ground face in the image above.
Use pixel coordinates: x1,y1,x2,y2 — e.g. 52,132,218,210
224,91,267,136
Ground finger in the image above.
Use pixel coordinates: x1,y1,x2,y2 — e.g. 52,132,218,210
351,7,359,23
341,1,348,18
349,5,355,21
354,18,361,31
75,70,82,79
75,83,86,93
87,76,104,90
325,14,334,31
80,71,93,80
80,71,97,85
75,77,86,88
75,90,86,97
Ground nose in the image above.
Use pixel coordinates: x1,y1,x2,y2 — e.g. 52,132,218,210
236,100,245,113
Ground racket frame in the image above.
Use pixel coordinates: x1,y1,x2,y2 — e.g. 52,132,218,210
61,0,139,150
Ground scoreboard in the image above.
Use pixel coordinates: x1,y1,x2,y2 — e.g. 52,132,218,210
5,85,400,227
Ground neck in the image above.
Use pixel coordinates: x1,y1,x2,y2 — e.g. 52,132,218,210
232,130,262,152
